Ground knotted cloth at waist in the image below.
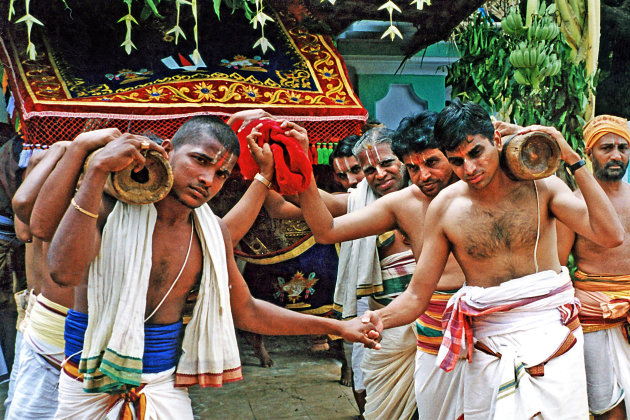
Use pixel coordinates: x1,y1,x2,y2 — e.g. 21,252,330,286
437,267,580,372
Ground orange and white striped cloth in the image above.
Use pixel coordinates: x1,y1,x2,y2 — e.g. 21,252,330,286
573,270,630,333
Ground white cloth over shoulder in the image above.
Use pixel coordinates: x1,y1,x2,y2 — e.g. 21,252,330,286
80,202,240,392
440,268,588,420
334,179,381,319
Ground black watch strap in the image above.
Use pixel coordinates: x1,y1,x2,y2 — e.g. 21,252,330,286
567,159,586,175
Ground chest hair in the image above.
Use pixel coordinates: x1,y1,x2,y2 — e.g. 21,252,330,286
458,184,539,259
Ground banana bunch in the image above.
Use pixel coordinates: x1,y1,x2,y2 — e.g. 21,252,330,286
501,9,525,37
510,42,547,68
510,42,557,89
527,18,560,42
538,54,561,78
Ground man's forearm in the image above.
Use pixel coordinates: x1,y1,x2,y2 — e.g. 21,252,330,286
12,146,66,224
573,165,624,246
235,298,342,336
30,143,91,241
223,179,270,247
48,166,107,286
297,174,337,243
377,290,427,330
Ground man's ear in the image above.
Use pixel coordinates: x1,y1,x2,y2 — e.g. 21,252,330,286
585,147,592,162
493,130,503,151
161,139,174,156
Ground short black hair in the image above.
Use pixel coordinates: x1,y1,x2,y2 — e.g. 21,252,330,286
171,116,240,156
329,135,360,165
391,110,439,161
434,99,495,152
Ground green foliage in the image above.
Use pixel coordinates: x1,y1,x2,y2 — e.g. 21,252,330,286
447,7,596,155
447,13,512,112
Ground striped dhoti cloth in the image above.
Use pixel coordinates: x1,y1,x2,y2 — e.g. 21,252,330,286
574,270,630,415
413,290,464,420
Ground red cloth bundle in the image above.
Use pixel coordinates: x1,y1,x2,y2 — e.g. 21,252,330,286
236,119,313,195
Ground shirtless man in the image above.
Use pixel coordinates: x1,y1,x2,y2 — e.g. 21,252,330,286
297,124,416,419
558,114,630,420
3,145,69,417
356,100,624,419
5,141,76,419
298,110,466,420
330,134,365,190
38,118,375,419
5,113,277,418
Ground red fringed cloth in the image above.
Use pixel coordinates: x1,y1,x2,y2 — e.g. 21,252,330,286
0,3,367,159
236,119,313,195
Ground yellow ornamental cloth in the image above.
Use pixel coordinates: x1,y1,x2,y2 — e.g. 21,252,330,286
582,114,630,149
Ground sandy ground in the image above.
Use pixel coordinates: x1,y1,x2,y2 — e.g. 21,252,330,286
0,333,359,420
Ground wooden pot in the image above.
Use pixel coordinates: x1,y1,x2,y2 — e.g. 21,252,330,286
83,149,173,204
500,131,561,180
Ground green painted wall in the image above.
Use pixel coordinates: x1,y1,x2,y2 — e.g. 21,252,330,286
357,74,446,118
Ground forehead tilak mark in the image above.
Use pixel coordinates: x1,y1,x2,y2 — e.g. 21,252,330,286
343,157,352,172
222,153,238,171
333,158,349,174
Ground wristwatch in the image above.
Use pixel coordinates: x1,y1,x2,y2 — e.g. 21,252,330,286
567,159,586,175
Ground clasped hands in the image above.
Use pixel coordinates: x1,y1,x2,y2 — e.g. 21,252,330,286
340,310,384,350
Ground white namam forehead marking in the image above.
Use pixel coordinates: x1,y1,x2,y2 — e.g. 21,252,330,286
344,157,352,171
333,157,350,174
206,145,238,172
361,144,396,172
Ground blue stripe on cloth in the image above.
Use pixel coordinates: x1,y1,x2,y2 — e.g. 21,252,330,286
64,309,183,373
0,214,15,240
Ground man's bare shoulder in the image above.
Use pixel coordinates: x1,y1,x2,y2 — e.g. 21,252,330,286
215,214,230,238
381,185,428,205
536,174,571,194
437,180,468,201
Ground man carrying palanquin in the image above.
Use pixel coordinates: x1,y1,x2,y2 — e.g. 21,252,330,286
297,124,418,420
354,100,624,419
558,114,630,420
34,117,376,420
298,110,467,420
4,110,277,419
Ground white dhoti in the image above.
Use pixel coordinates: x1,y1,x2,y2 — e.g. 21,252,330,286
414,351,465,420
361,250,417,420
362,323,417,420
584,328,630,415
55,367,192,420
343,297,370,392
438,268,588,420
4,291,58,419
4,339,61,420
414,290,464,420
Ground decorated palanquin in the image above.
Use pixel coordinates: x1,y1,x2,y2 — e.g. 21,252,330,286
0,2,367,151
0,1,363,316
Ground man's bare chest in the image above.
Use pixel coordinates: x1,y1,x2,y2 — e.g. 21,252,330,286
450,191,539,259
148,230,203,300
